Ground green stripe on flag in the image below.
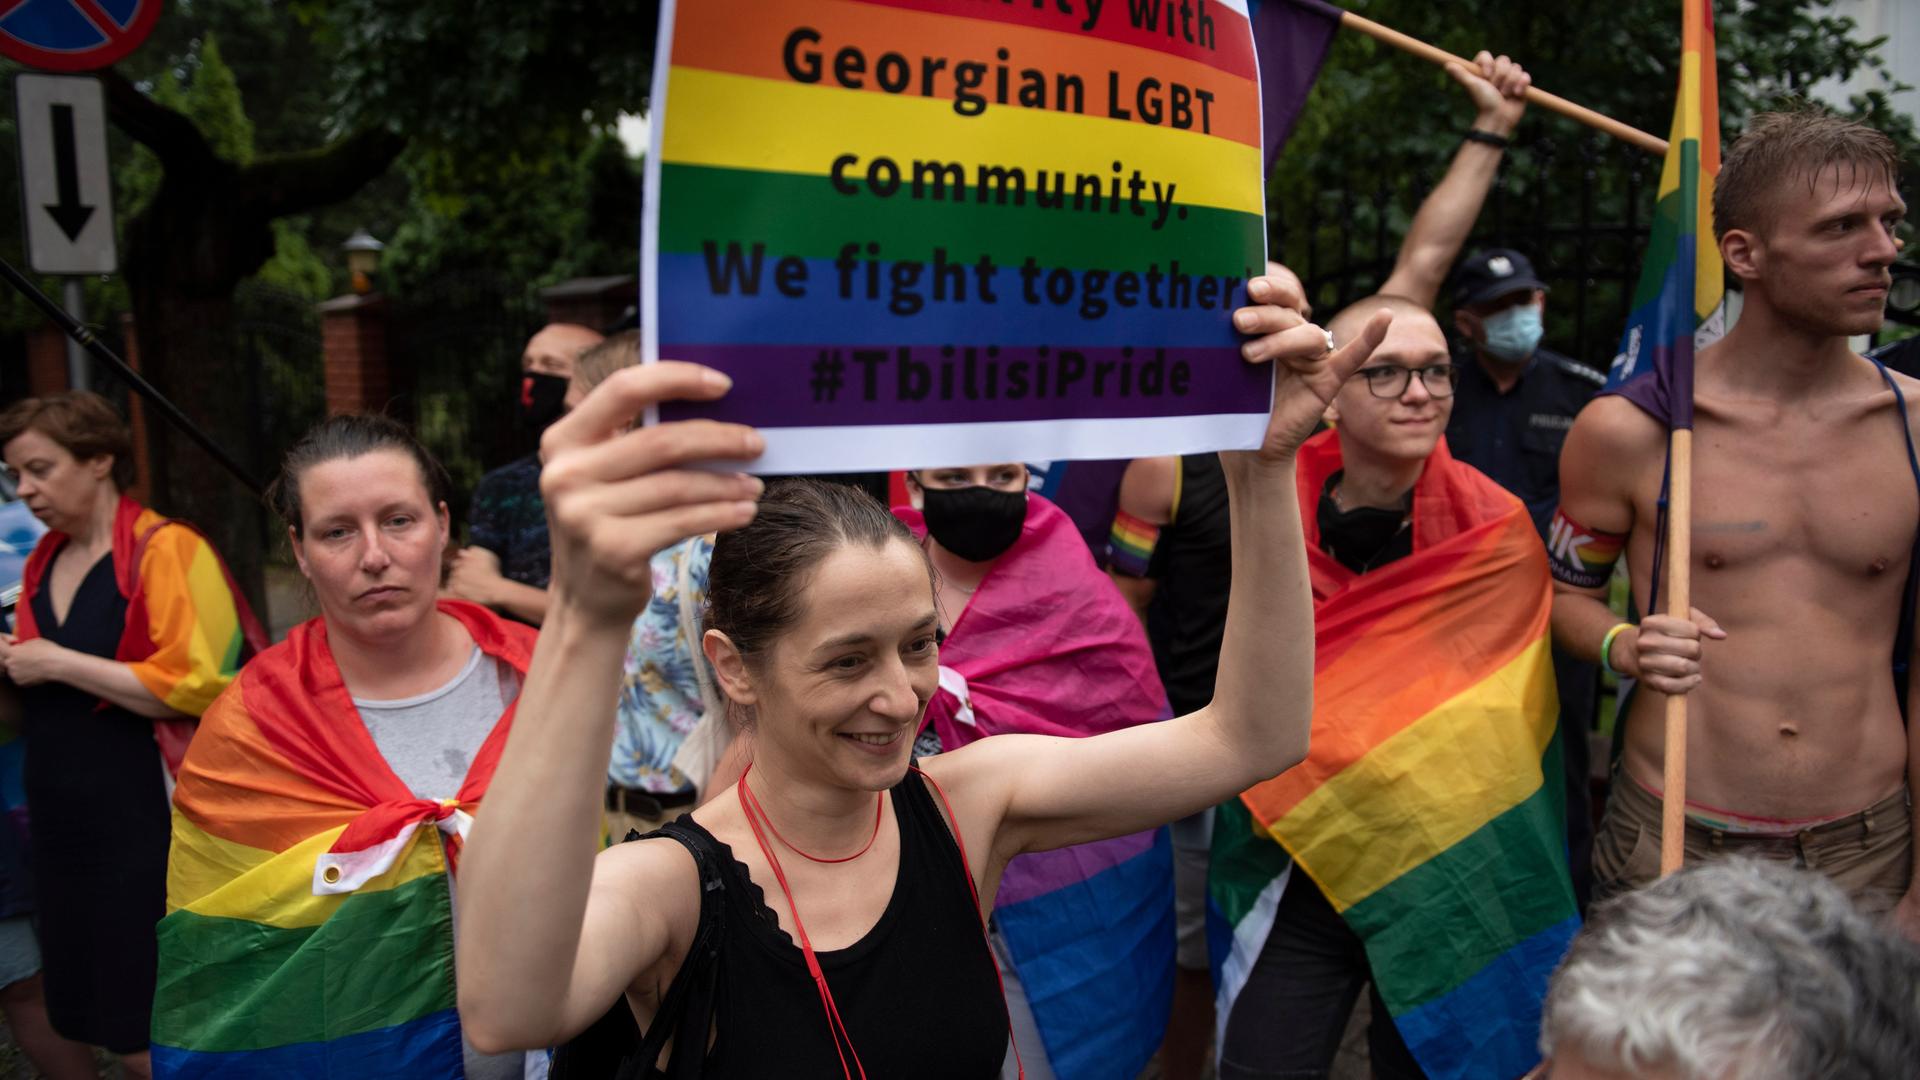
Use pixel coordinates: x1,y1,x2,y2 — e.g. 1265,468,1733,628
1343,736,1576,1014
220,626,245,673
1209,797,1292,929
1629,140,1703,310
153,873,457,1053
658,163,1265,275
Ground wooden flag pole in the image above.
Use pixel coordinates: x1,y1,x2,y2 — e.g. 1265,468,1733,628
1659,429,1694,874
1337,11,1671,158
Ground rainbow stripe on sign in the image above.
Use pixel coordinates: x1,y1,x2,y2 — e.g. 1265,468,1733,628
645,0,1270,470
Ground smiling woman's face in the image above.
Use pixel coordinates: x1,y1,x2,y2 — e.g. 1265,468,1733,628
289,449,449,645
733,538,941,792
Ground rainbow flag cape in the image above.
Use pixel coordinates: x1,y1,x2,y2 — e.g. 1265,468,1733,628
899,495,1175,1080
1209,431,1578,1079
1604,0,1722,423
151,601,535,1078
15,495,266,771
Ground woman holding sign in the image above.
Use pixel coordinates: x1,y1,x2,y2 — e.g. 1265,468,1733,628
456,273,1390,1078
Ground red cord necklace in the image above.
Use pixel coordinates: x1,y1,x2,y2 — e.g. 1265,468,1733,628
737,766,871,1080
734,764,1022,1080
738,770,883,863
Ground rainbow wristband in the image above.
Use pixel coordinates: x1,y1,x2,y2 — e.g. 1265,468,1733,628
1600,622,1633,678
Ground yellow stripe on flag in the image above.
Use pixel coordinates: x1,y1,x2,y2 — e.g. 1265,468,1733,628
661,67,1264,218
169,811,446,929
1271,635,1558,913
162,542,243,713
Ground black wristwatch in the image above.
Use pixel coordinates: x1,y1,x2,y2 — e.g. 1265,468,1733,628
1464,128,1512,149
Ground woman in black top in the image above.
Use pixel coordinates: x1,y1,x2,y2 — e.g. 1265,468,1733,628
457,274,1392,1076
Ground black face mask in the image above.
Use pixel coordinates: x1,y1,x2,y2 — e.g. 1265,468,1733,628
920,485,1028,563
517,371,570,432
1316,472,1412,575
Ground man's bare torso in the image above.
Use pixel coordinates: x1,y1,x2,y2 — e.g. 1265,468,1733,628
1619,354,1916,817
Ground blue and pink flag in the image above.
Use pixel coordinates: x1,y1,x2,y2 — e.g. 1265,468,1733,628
898,495,1176,1080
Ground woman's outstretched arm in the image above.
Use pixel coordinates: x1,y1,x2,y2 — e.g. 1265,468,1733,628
927,278,1393,867
457,363,765,1051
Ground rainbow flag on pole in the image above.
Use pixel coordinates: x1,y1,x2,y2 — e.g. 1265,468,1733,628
1209,432,1578,1079
1605,0,1723,422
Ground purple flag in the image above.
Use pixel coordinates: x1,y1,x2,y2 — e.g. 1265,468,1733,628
1251,0,1344,174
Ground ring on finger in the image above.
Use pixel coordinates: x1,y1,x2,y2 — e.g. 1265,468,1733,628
1320,328,1336,357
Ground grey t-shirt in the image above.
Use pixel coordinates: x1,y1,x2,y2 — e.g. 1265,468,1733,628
354,648,528,1080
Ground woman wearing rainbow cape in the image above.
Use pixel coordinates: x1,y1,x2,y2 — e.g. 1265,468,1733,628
151,417,539,1079
0,392,261,1079
898,464,1175,1079
454,273,1391,1078
1209,299,1578,1080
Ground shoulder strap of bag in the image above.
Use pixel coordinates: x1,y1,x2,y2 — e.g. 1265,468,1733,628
550,820,728,1080
635,818,728,1079
1872,358,1920,725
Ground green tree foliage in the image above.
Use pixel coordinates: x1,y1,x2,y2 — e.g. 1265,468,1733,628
1270,0,1915,337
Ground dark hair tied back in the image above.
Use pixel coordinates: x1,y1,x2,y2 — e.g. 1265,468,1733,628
706,478,923,658
266,414,452,536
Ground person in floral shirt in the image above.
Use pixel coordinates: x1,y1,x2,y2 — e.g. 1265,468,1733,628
606,535,718,838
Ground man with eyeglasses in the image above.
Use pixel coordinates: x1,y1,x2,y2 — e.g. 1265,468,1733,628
1105,53,1542,1078
1207,293,1571,1078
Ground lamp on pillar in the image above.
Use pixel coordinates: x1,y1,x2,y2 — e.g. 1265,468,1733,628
342,228,385,295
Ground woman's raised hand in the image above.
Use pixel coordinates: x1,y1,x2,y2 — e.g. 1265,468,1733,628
539,363,764,625
1230,273,1391,465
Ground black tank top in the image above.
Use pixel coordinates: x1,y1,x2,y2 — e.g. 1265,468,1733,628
1145,453,1233,716
659,773,1009,1078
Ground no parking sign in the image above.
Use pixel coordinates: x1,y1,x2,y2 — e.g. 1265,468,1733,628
0,0,162,72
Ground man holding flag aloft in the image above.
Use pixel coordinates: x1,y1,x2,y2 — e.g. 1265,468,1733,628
1551,6,1916,935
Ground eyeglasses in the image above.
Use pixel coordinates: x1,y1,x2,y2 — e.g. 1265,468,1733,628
1354,364,1460,399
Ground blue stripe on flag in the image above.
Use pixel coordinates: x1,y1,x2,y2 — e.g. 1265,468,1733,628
151,1007,467,1079
1607,233,1700,391
994,827,1176,1080
1390,916,1580,1080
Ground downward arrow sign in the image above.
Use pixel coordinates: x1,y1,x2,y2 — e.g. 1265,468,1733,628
43,103,94,243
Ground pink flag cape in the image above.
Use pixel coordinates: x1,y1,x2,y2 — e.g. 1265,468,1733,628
898,494,1175,1080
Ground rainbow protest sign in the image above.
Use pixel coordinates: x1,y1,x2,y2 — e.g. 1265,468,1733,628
644,0,1270,472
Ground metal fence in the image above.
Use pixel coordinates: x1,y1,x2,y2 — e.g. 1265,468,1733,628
1272,132,1656,370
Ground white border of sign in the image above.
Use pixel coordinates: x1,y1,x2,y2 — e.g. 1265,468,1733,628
640,0,1271,475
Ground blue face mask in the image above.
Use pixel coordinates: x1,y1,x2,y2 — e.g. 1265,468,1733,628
1478,303,1544,363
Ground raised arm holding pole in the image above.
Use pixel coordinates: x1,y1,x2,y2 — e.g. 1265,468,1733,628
1325,6,1669,157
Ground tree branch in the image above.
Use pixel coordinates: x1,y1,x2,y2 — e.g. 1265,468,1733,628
99,68,217,166
246,128,408,219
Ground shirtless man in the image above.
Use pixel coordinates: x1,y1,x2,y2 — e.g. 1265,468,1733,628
1551,110,1916,936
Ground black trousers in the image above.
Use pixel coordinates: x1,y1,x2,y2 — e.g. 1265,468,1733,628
1217,871,1426,1079
1552,644,1597,912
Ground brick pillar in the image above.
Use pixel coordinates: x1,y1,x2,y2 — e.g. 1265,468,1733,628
319,293,391,415
539,276,638,332
118,313,153,503
24,324,67,395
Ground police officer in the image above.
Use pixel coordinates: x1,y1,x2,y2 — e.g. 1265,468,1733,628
1445,248,1606,537
1444,247,1603,909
